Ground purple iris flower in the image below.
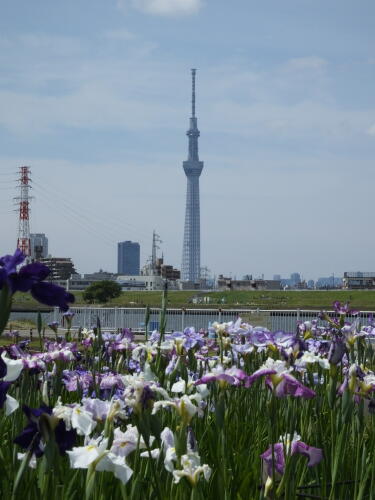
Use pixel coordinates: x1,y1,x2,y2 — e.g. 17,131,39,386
62,370,93,393
14,404,76,456
273,373,316,398
122,328,134,342
196,366,247,386
333,301,359,316
0,249,24,286
250,329,274,348
48,321,59,333
261,434,323,477
273,331,296,349
246,360,315,398
0,250,75,311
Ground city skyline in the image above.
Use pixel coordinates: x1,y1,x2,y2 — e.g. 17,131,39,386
1,1,375,281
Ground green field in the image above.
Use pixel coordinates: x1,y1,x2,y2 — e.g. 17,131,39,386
10,289,375,311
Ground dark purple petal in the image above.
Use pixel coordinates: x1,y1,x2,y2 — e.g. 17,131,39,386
55,419,77,454
0,249,25,273
0,355,7,379
0,381,11,408
14,422,42,455
31,282,75,311
0,268,7,289
12,262,51,293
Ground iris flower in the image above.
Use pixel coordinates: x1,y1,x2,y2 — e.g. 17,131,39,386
246,358,316,398
0,249,75,311
67,434,133,485
14,404,76,457
0,351,24,415
195,365,247,387
261,432,323,490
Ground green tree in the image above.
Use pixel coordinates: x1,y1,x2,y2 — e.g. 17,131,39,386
83,280,122,304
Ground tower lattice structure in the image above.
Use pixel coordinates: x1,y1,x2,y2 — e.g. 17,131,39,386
15,166,32,257
181,69,204,282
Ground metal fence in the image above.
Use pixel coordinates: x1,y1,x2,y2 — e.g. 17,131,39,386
40,307,375,333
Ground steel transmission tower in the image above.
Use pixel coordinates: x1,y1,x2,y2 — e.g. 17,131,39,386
15,166,32,257
181,69,204,282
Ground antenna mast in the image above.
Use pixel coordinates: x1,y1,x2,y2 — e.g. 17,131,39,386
191,68,196,118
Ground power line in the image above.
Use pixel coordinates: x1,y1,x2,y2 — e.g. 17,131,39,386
33,177,151,245
32,175,152,240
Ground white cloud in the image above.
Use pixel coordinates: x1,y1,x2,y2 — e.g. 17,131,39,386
119,0,202,16
366,123,375,136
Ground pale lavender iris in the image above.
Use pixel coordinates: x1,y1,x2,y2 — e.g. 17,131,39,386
165,328,205,350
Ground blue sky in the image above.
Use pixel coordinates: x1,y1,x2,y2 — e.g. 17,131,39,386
1,0,375,280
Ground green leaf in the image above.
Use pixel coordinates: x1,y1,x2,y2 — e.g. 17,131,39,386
0,284,12,336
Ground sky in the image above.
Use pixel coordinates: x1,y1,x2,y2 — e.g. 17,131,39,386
0,0,375,281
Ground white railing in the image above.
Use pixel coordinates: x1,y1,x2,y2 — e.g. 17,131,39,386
46,307,374,333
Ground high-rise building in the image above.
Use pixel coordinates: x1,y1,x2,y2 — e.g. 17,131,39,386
181,69,204,282
118,241,140,275
41,257,76,280
30,233,48,260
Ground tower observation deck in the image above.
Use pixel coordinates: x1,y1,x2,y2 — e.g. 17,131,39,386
181,69,204,282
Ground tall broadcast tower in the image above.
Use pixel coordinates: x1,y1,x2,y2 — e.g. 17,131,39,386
181,69,204,282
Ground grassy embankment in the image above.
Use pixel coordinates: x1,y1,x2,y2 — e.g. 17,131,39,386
10,289,375,311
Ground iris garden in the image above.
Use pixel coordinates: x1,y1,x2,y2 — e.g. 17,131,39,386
1,250,375,499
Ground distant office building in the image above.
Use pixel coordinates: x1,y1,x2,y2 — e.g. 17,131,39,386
307,280,315,289
41,257,76,280
118,241,140,275
316,277,342,289
290,273,301,286
273,274,281,281
30,233,48,260
343,272,375,289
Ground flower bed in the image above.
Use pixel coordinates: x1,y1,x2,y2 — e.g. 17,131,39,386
1,250,375,499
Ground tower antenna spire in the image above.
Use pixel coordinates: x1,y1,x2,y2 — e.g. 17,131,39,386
191,68,196,118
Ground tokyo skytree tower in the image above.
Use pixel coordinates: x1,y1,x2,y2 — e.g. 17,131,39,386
181,69,204,282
